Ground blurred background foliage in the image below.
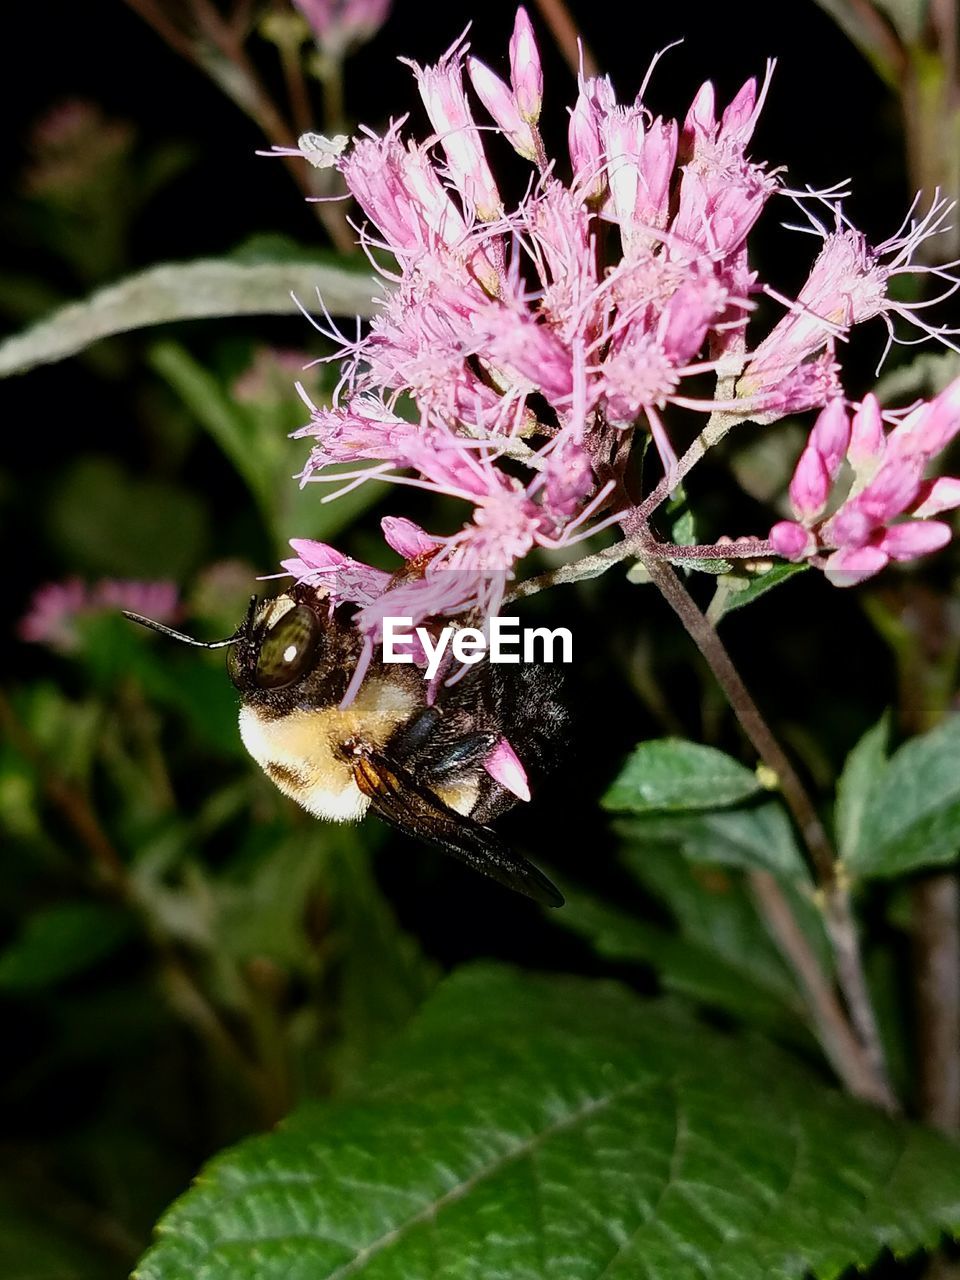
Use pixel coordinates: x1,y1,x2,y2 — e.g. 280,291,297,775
2,0,960,1276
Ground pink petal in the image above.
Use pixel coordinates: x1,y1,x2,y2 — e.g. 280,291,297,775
769,520,815,561
684,81,717,137
810,399,851,480
468,56,537,159
381,516,442,558
509,6,543,123
911,376,960,457
823,546,889,587
483,736,531,802
288,538,347,570
878,520,952,561
788,443,831,522
912,476,960,519
720,78,758,136
822,504,874,549
856,454,924,523
848,394,885,472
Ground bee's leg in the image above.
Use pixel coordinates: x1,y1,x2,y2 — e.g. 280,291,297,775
421,731,498,782
388,706,444,763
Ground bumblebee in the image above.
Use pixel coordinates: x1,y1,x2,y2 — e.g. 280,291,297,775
124,583,567,907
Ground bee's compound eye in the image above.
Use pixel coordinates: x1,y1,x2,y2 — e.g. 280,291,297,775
254,605,321,689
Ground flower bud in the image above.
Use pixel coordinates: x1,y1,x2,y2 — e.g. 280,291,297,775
509,7,543,124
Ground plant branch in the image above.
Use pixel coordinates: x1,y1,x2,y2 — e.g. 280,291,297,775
912,873,960,1132
749,870,892,1105
531,0,598,78
121,0,356,254
510,529,770,602
640,554,896,1108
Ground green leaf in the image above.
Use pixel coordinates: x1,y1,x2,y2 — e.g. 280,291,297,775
872,0,928,43
618,804,810,882
0,902,132,990
835,715,889,864
709,563,808,623
0,257,378,379
556,882,811,1040
148,340,281,526
602,738,763,813
149,339,383,552
136,965,960,1280
849,714,960,877
665,486,696,547
623,838,824,979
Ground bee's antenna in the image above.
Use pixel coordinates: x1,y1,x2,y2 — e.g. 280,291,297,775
121,611,243,649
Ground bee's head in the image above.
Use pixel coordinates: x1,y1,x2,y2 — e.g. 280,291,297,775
124,586,351,709
225,592,327,697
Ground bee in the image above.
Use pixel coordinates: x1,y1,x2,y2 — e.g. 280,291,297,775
123,583,567,907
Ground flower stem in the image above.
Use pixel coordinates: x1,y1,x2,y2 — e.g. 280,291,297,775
531,0,598,78
641,554,897,1109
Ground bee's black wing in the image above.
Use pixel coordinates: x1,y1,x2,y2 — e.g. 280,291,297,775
353,752,563,908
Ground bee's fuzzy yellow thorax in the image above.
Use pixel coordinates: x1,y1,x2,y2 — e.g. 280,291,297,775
238,677,419,822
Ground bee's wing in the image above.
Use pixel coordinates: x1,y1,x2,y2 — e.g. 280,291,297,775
353,752,563,908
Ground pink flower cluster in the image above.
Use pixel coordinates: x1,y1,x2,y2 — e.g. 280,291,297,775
771,383,960,585
19,578,180,653
274,7,959,641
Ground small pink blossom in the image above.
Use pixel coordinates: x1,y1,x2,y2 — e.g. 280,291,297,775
769,381,960,584
404,36,502,220
509,7,542,124
468,56,538,161
20,578,180,653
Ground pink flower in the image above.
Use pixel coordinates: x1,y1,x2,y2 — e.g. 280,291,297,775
672,69,778,263
740,200,960,419
19,578,180,653
267,5,960,678
403,35,502,220
769,384,960,583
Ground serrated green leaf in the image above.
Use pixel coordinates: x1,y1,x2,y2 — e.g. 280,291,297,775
603,738,762,812
709,563,808,622
850,714,960,877
835,715,889,864
0,257,378,379
135,965,960,1280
